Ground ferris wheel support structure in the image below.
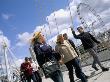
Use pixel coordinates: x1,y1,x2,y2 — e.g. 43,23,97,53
0,33,19,82
2,38,10,82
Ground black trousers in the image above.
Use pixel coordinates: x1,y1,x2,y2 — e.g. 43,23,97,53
34,71,42,82
26,73,37,82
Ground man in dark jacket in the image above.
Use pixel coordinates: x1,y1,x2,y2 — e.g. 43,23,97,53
71,26,109,72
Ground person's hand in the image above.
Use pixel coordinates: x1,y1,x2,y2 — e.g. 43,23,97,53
58,60,64,65
70,27,75,33
98,41,101,44
70,27,74,31
96,41,101,46
38,67,40,70
78,56,81,60
27,65,32,69
27,65,30,69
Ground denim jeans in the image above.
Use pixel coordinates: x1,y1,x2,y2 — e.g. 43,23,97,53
65,58,87,82
26,73,37,82
34,71,42,82
50,70,64,82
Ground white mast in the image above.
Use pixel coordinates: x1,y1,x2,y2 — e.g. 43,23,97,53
0,32,10,82
3,42,10,82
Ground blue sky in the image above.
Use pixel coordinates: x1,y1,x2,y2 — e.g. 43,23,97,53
0,0,68,42
0,0,70,59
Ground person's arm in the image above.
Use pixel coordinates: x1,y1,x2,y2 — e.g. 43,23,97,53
89,33,100,44
20,64,24,72
33,45,41,55
28,63,33,70
55,46,64,65
20,63,26,72
68,39,79,56
33,44,44,67
68,39,76,49
71,28,82,39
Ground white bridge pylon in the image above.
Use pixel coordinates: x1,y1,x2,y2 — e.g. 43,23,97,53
0,33,19,82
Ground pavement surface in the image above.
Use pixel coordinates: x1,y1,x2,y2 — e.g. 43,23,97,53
42,61,110,82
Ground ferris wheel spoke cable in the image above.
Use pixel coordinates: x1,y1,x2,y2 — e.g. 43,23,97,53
67,0,74,28
77,2,105,34
46,15,56,45
43,25,48,41
7,48,18,68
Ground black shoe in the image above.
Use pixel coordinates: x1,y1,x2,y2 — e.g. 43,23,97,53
102,67,109,72
85,75,89,79
92,66,99,71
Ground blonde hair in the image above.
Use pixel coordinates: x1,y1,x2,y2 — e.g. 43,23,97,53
31,31,41,44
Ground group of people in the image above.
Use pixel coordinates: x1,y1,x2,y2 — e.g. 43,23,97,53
20,57,42,82
21,26,109,82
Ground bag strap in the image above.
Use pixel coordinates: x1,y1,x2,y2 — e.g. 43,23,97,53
65,40,77,53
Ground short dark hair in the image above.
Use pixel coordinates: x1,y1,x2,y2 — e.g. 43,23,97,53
28,57,32,60
63,33,67,37
77,26,83,30
25,57,29,61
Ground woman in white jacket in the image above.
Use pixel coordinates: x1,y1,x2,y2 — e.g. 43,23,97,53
55,34,87,82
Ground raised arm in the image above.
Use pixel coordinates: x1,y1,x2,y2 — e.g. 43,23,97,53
71,27,83,39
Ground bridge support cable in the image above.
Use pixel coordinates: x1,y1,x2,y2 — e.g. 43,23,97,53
46,16,56,46
67,0,74,28
54,12,60,35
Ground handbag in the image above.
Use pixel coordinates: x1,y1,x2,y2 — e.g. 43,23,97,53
36,44,60,78
42,56,60,78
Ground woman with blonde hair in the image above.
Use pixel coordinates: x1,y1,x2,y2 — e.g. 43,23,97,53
55,34,87,82
30,32,64,82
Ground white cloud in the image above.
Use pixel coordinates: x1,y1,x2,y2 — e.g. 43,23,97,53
47,9,72,26
1,13,13,20
15,58,24,67
16,32,32,47
103,0,110,3
104,22,110,30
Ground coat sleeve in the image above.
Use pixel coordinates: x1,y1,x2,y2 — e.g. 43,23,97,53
68,39,79,56
89,33,100,44
33,44,45,67
68,39,76,49
20,64,24,72
71,30,83,39
55,46,64,60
